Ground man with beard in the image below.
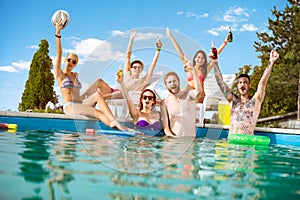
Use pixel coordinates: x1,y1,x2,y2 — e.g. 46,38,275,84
213,50,279,135
161,61,202,137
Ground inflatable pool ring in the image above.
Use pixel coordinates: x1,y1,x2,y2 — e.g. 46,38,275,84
51,10,70,29
0,123,17,130
228,134,270,146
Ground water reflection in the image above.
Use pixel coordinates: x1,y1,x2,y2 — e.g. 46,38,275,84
47,133,78,200
18,130,52,199
81,134,194,173
7,131,300,199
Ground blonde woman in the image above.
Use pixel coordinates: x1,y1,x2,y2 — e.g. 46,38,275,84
54,20,127,131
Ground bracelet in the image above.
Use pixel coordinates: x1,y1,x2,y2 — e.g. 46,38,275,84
55,34,61,38
157,47,161,51
223,40,228,45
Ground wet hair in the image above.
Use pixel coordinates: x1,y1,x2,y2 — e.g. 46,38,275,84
192,50,208,79
164,71,180,85
130,60,144,69
139,89,156,111
237,74,250,83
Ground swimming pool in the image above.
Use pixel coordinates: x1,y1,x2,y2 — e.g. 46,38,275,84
0,129,299,199
0,113,300,199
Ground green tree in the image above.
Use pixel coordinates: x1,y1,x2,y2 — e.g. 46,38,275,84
253,0,300,118
19,39,57,111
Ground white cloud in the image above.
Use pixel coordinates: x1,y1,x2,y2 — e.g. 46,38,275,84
72,38,104,56
12,60,31,70
240,24,258,32
176,11,208,19
0,60,30,73
0,66,18,73
208,6,257,35
65,38,123,62
208,25,231,36
177,11,184,15
222,6,254,23
135,32,158,41
28,45,38,49
208,30,219,36
111,30,127,36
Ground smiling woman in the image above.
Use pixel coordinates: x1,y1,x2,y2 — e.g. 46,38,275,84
116,71,162,134
53,14,128,131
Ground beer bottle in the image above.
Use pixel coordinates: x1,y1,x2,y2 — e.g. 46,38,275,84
228,27,233,42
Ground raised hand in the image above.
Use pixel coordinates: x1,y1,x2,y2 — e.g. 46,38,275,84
55,19,64,35
166,27,172,38
130,29,136,39
116,69,123,83
156,37,162,50
269,50,279,63
183,60,193,72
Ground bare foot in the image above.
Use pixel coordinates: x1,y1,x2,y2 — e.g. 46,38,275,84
110,119,128,131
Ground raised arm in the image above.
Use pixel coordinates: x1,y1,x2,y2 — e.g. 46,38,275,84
116,73,139,121
166,27,185,63
212,59,233,102
254,50,279,101
206,33,230,76
55,20,64,82
184,60,203,98
124,29,136,74
142,39,162,85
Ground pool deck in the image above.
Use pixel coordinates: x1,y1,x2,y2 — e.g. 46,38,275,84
0,111,300,146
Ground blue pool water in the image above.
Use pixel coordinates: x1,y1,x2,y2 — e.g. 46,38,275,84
0,128,299,200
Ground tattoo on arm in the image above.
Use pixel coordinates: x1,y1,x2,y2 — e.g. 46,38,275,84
213,62,231,97
257,61,273,99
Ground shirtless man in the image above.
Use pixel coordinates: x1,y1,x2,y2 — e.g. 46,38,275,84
161,61,202,137
81,29,162,99
213,50,279,135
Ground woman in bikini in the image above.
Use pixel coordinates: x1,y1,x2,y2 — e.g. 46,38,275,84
54,20,127,131
116,72,162,132
166,27,231,123
166,28,230,99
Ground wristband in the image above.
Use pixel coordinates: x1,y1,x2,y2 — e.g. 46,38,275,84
223,40,228,45
55,34,61,38
157,47,161,51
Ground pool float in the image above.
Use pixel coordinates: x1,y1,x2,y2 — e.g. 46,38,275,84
85,128,136,137
228,134,270,146
0,123,17,130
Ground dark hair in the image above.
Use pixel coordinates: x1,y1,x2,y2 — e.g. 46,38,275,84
130,60,144,69
164,71,180,85
139,89,156,111
192,50,208,79
237,74,250,83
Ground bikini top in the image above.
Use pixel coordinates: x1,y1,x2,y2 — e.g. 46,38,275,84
187,71,204,82
135,120,162,131
61,75,82,89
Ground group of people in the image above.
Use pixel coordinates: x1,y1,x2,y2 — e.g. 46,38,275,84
54,20,279,137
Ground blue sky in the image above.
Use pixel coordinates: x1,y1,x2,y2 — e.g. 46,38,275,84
0,0,286,111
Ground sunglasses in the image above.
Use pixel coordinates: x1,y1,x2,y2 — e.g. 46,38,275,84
142,95,154,101
131,65,142,70
67,58,77,65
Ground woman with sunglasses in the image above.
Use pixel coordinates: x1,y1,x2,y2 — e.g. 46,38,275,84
116,72,162,132
54,20,127,131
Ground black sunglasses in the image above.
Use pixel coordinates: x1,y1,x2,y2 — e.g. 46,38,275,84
142,95,154,101
67,58,77,65
131,65,142,70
